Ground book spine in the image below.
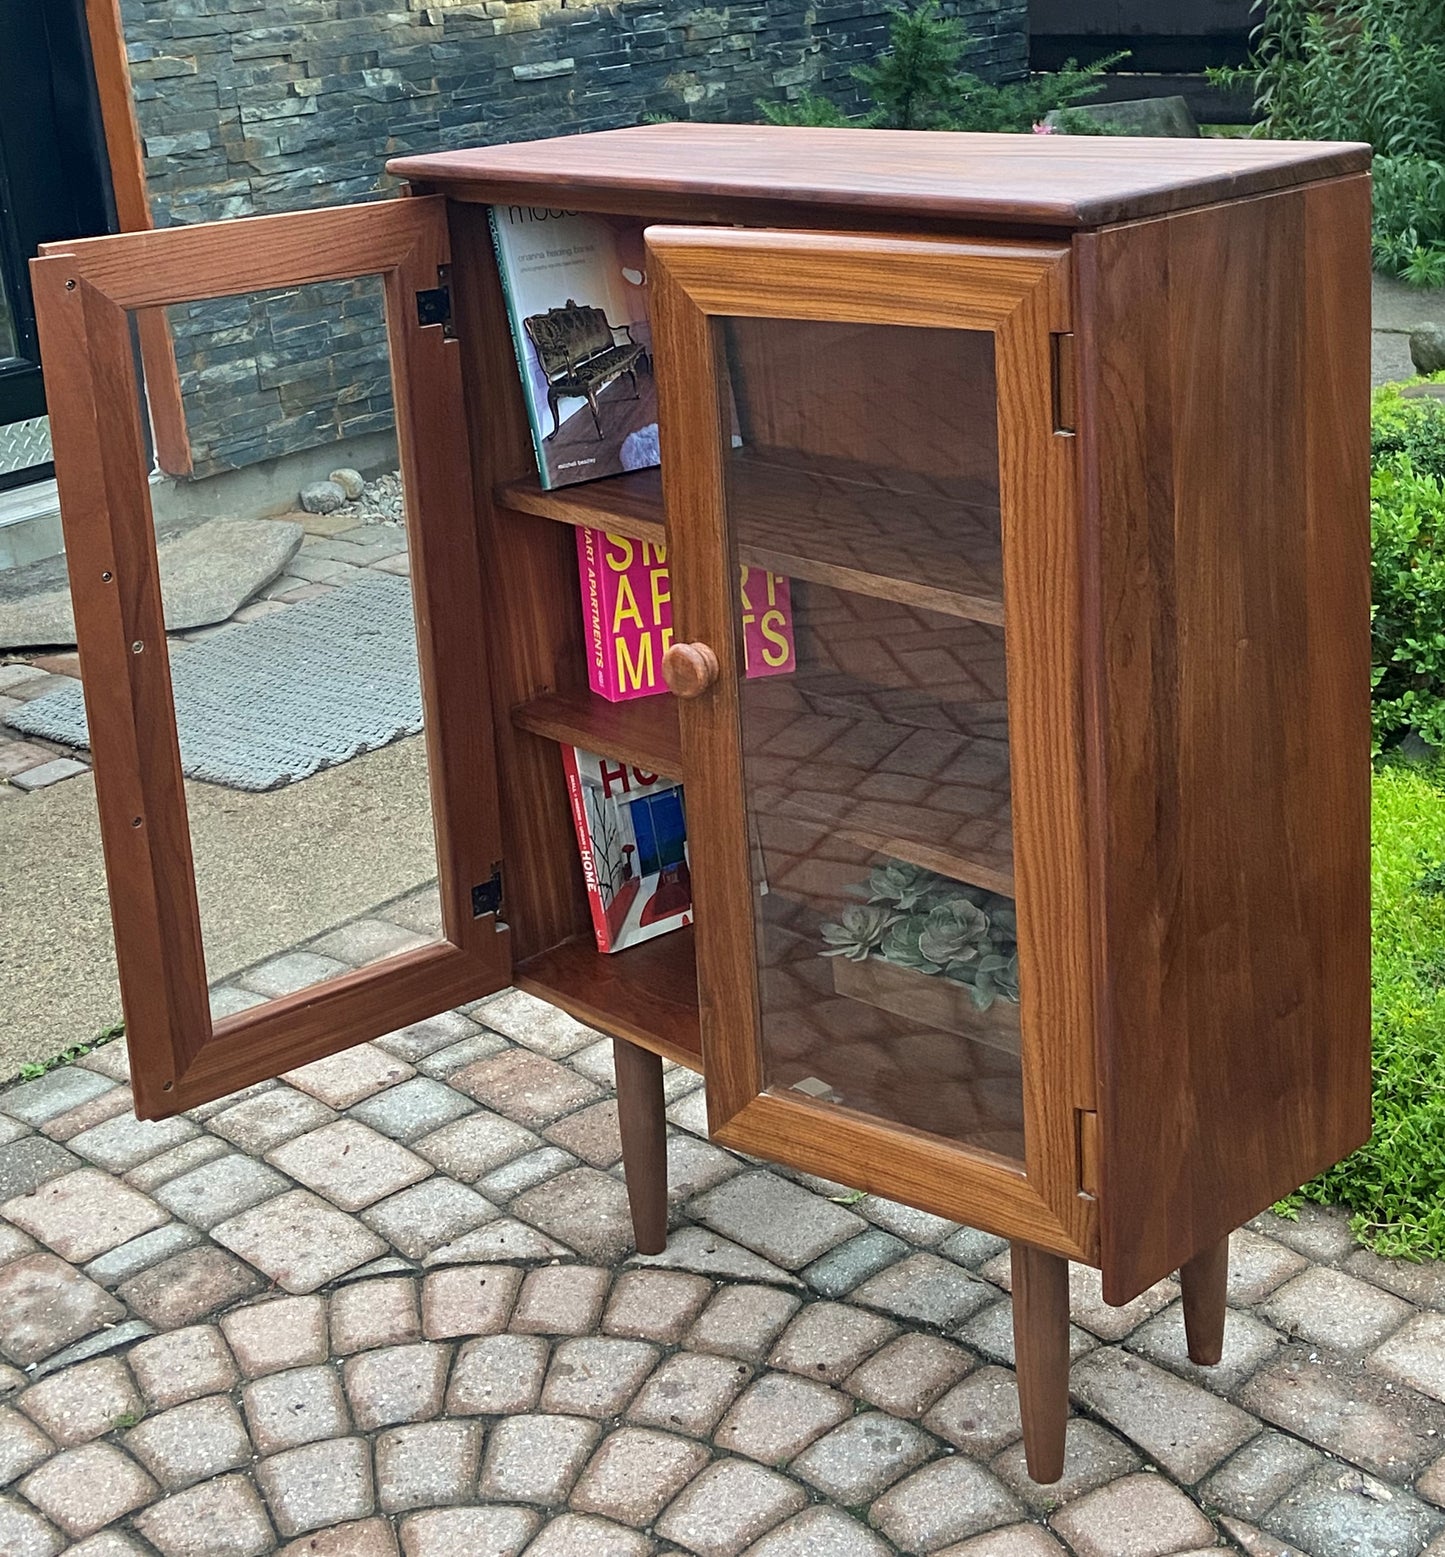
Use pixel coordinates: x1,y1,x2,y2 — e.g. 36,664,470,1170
576,527,618,701
561,744,613,953
486,206,555,492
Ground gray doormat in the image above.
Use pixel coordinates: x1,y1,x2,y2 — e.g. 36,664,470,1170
4,572,423,791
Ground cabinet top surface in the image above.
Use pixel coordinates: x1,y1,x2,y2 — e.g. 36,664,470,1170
387,123,1369,228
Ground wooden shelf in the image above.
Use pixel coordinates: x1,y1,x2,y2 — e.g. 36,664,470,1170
515,928,702,1072
497,451,1004,626
512,687,682,778
499,467,666,548
514,680,1013,897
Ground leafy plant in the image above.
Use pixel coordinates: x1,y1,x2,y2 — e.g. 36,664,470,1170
759,2,1125,135
1287,758,1445,1259
821,860,1020,1010
1372,379,1445,482
819,903,899,961
1370,453,1445,752
13,1022,125,1083
1211,0,1445,284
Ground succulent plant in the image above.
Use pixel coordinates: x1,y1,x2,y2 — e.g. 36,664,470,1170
854,860,946,913
819,902,899,961
823,860,1022,1010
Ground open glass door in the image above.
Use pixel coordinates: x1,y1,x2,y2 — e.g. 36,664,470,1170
30,198,511,1117
649,227,1095,1260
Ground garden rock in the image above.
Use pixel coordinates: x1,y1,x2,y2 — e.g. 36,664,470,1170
329,468,365,500
300,480,348,515
1410,323,1445,375
1044,95,1200,138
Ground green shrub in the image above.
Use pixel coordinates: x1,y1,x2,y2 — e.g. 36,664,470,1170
1370,454,1445,753
759,2,1125,134
1373,380,1445,481
1287,759,1445,1259
1211,0,1445,285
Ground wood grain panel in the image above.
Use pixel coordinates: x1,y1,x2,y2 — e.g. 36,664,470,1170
81,0,191,476
446,201,594,965
38,200,443,309
388,124,1369,229
32,197,512,1118
1077,177,1372,1303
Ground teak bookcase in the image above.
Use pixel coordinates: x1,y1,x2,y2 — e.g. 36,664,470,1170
32,126,1373,1482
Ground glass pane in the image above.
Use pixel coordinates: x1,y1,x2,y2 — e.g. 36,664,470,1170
722,316,1024,1163
0,269,19,359
131,280,444,1018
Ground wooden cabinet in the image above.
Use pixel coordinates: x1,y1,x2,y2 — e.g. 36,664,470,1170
31,125,1374,1482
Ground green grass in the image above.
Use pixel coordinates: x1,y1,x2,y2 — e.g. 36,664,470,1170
1286,759,1445,1259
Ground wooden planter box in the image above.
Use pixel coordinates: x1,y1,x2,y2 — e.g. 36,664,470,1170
831,954,1021,1057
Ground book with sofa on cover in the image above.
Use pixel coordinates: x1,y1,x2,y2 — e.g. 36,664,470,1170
562,744,692,953
577,527,797,701
489,206,657,490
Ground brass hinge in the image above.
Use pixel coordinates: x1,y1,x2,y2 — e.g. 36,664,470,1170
1077,1107,1099,1199
1052,332,1076,435
415,264,455,338
471,864,503,919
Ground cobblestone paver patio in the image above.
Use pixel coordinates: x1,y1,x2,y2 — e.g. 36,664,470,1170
0,887,1440,1555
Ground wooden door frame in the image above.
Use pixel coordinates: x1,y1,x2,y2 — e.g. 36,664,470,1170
649,225,1098,1261
75,0,190,475
31,196,511,1117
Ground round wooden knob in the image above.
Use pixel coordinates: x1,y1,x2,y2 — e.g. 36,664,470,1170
662,641,720,699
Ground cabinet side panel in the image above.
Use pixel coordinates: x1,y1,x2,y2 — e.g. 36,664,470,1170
1079,178,1372,1303
446,200,593,960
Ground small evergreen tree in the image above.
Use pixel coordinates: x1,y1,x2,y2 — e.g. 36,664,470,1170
759,2,1124,134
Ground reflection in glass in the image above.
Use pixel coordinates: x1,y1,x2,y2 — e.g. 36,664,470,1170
0,272,19,360
723,317,1025,1161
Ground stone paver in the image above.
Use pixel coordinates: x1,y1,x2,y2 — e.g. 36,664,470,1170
221,1296,328,1378
132,1473,276,1556
244,1365,351,1453
20,1442,158,1538
256,1437,375,1537
345,1341,450,1436
375,1420,482,1513
446,1334,549,1416
124,1396,252,1490
2,1169,167,1262
1260,1265,1414,1354
0,1253,124,1365
421,1263,521,1339
1052,1472,1217,1556
569,1425,711,1526
627,1350,752,1437
268,1120,430,1213
689,1172,866,1269
329,1278,421,1354
792,1410,937,1503
1071,1345,1259,1484
398,1504,539,1556
602,1269,713,1343
118,1245,262,1329
714,1372,853,1463
478,1413,600,1505
212,1189,387,1293
3,976,1445,1554
540,1336,658,1417
17,1356,142,1446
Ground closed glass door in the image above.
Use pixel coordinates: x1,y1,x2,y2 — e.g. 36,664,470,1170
650,228,1096,1258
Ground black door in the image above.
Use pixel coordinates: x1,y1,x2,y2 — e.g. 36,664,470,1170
0,0,114,487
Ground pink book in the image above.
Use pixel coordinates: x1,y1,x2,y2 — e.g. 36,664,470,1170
576,527,796,702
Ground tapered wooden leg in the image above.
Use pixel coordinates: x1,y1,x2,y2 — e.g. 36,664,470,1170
1012,1242,1070,1485
1180,1235,1230,1366
614,1038,668,1255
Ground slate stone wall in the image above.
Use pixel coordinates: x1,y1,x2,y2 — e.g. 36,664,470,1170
121,0,1028,480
